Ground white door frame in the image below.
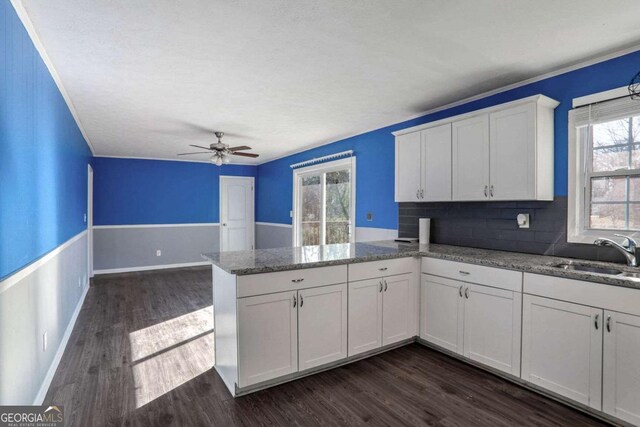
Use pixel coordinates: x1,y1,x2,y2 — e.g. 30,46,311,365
292,157,356,247
87,164,94,278
219,176,255,251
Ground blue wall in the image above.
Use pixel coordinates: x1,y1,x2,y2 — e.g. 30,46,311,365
256,49,640,229
93,157,257,225
0,2,92,280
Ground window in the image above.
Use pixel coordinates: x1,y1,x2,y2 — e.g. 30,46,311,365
568,88,640,243
293,157,355,246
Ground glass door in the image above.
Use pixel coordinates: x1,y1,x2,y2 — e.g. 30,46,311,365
294,159,354,246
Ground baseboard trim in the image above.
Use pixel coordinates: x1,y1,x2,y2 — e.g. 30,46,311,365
93,261,210,275
33,281,90,405
255,222,292,228
0,230,87,294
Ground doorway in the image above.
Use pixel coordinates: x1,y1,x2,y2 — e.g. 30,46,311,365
220,176,255,251
87,164,94,278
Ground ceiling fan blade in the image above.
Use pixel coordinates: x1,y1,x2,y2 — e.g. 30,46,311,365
232,152,259,158
228,146,252,152
177,152,212,156
189,144,212,150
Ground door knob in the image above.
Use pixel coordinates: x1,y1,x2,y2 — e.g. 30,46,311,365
222,223,227,226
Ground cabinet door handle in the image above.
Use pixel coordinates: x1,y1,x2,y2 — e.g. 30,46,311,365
484,185,488,197
459,286,463,297
464,287,470,299
606,315,612,332
420,189,424,199
594,314,599,330
459,271,470,276
490,185,494,197
291,278,304,283
300,295,304,307
416,189,420,199
384,280,388,292
379,281,383,293
293,295,297,308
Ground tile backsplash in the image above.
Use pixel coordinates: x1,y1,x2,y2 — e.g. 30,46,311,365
398,196,627,264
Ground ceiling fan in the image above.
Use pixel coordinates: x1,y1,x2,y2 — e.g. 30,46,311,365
178,131,259,166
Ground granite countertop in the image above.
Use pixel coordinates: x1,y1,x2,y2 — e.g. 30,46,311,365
202,241,640,290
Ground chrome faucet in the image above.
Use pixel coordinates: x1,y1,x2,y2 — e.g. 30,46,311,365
594,234,639,267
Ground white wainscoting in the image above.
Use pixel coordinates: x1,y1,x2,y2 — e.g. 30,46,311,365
0,231,89,405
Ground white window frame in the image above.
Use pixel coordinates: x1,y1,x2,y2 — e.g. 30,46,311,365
292,157,356,247
568,87,640,243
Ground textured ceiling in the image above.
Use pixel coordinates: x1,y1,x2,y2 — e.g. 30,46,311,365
16,0,640,164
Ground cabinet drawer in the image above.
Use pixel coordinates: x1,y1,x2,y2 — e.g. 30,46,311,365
422,257,522,292
523,273,640,317
348,257,416,282
237,265,347,298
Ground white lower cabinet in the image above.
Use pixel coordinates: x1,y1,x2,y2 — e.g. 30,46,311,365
420,275,464,354
382,274,414,345
349,273,416,357
420,274,521,376
298,283,348,371
521,294,603,410
603,310,640,424
463,283,521,376
348,278,383,356
238,291,298,388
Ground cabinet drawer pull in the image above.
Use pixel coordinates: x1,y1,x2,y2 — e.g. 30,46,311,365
293,295,297,308
594,314,599,330
300,295,304,307
458,271,470,276
464,287,470,299
291,278,304,283
459,286,463,297
378,267,388,271
606,315,612,332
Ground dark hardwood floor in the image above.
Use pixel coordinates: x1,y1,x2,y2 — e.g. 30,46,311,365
45,267,609,426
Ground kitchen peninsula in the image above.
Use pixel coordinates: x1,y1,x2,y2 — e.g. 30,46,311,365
204,240,640,427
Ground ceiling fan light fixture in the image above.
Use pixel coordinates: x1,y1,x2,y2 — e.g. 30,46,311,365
223,155,231,164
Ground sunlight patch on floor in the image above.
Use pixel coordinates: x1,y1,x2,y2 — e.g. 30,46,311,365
129,306,215,408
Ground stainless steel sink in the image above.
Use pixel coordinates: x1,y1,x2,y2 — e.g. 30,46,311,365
552,263,623,275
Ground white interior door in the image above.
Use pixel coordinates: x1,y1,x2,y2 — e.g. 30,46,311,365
603,310,640,424
463,283,521,375
220,176,254,251
348,278,383,356
521,294,602,410
420,275,464,354
298,283,348,371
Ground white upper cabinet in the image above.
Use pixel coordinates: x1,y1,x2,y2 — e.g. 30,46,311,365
395,131,423,202
393,94,558,202
490,102,541,200
395,124,452,202
422,124,452,201
452,114,490,201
